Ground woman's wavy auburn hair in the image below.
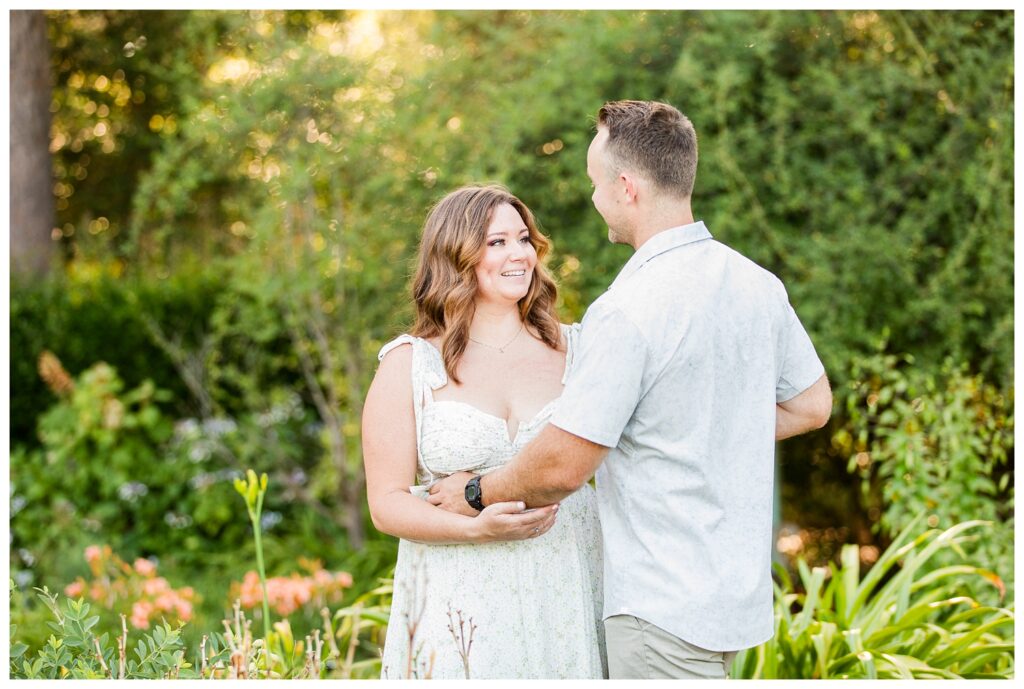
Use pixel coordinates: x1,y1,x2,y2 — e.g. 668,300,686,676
410,184,562,383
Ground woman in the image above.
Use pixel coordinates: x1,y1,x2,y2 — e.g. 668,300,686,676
361,185,605,679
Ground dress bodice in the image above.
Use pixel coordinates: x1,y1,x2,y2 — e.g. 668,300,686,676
377,323,580,484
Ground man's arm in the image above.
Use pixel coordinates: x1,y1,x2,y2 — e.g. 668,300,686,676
776,373,831,440
427,424,608,515
431,303,641,516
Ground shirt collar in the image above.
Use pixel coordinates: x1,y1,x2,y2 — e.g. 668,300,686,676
608,220,713,291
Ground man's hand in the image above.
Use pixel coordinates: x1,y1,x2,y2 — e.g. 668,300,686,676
427,471,479,516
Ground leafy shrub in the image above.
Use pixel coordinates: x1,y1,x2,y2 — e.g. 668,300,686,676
834,350,1014,602
10,265,223,447
11,357,176,582
11,586,203,679
11,583,390,679
10,354,343,591
733,517,1014,679
10,470,389,680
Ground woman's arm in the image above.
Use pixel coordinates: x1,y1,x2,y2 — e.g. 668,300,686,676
362,343,557,544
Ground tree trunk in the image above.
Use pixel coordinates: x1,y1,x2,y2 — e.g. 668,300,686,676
10,10,55,278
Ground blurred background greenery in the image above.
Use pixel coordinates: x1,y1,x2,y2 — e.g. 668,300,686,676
9,9,1013,678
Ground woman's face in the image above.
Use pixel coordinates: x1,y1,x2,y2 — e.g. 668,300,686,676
473,203,538,307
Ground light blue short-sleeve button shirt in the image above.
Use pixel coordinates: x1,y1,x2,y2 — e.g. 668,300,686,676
550,220,824,652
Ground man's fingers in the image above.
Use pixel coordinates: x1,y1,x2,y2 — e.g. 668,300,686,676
519,504,557,523
485,501,528,516
426,493,441,505
500,507,556,529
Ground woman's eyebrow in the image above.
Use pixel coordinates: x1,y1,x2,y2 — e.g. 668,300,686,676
487,226,528,238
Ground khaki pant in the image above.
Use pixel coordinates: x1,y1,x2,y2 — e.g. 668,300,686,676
604,615,738,680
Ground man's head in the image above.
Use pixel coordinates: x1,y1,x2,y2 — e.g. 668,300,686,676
586,100,698,246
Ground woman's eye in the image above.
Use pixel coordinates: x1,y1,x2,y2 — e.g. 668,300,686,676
488,239,505,247
520,236,531,244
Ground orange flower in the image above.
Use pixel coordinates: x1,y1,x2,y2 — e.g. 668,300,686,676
64,580,85,597
239,571,264,609
235,567,355,616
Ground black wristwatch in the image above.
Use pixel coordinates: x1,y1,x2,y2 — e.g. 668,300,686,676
464,475,485,512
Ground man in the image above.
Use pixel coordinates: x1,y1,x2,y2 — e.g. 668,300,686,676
428,100,831,679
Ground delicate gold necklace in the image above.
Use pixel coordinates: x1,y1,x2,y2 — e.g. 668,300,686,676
469,323,524,354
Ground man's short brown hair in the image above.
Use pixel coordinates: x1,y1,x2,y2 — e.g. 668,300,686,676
597,100,698,199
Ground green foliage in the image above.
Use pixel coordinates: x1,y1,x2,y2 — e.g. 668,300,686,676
66,9,1011,385
9,266,217,446
330,578,393,678
658,11,1013,382
123,11,417,547
733,518,1014,679
10,357,345,589
12,586,207,679
834,348,1014,602
47,10,242,255
10,581,392,680
12,361,175,571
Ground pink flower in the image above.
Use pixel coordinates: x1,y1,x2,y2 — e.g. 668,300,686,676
174,598,193,620
130,600,153,629
143,577,170,596
64,580,85,597
133,558,157,577
334,571,353,588
84,545,103,565
155,592,177,612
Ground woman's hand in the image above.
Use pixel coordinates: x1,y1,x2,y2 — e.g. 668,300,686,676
427,471,480,516
470,501,559,543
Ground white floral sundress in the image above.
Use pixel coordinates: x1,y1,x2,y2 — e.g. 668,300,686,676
377,324,605,679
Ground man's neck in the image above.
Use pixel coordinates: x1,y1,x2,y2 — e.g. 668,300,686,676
630,205,695,250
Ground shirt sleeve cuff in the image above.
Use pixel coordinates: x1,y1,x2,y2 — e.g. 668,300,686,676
549,415,619,449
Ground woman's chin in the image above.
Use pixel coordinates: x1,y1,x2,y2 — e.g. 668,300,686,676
476,289,530,307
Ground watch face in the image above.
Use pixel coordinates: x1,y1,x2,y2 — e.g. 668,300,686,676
466,483,480,501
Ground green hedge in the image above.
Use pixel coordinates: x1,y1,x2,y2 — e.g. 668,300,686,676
11,267,217,446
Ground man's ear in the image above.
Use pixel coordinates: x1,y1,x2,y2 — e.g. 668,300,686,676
620,172,640,204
